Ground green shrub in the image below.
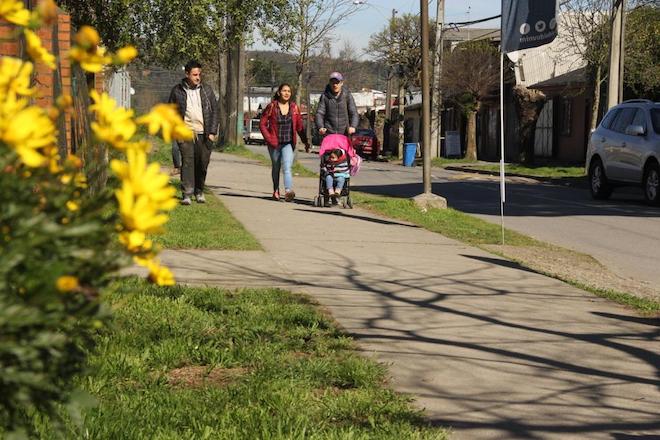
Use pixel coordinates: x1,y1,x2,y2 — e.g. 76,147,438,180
0,153,124,438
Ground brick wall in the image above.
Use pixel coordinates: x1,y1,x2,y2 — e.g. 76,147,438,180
0,11,105,155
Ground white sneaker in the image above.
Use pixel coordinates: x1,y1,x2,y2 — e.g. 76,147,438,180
195,193,206,203
181,196,192,205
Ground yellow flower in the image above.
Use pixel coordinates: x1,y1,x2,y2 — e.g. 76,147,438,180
110,148,177,210
136,104,193,143
74,25,100,48
0,57,35,99
89,90,136,148
56,275,79,292
70,27,110,73
134,256,175,286
32,0,57,26
66,200,79,212
24,29,56,70
113,46,137,65
115,186,170,233
0,0,30,26
118,230,152,253
0,104,56,167
56,94,73,110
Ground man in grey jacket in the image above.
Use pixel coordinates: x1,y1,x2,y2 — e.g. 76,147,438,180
315,72,358,137
168,60,219,205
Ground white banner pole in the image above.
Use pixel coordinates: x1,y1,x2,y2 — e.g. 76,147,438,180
500,52,506,246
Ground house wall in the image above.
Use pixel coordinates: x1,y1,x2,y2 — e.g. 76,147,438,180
513,13,587,88
1,10,76,154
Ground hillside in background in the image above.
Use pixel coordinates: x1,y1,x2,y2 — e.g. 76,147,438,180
247,50,387,93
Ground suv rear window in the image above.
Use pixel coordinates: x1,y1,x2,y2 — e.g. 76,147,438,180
652,108,660,134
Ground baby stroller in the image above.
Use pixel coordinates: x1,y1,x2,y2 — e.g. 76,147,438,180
313,134,361,209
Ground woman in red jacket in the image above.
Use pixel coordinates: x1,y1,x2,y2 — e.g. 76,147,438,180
259,83,310,202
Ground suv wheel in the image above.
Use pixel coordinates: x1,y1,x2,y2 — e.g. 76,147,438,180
643,161,660,206
589,158,612,200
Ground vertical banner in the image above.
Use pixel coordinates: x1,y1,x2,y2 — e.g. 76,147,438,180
501,0,558,53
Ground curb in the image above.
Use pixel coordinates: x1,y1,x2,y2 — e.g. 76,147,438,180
443,165,588,188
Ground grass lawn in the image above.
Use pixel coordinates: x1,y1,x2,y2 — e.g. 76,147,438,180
352,191,659,315
468,164,585,179
153,186,261,250
40,278,448,439
144,138,260,250
431,157,585,180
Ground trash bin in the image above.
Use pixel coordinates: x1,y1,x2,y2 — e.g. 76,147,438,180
403,143,417,167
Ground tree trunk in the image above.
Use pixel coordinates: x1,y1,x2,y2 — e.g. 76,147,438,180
465,110,477,161
226,42,239,146
397,79,405,159
513,86,546,164
217,44,228,145
590,64,602,130
236,41,245,145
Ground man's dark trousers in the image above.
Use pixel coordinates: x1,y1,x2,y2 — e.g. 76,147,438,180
179,134,212,197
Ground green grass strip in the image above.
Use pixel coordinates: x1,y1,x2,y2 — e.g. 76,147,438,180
153,187,261,250
352,191,539,247
224,143,318,177
37,279,448,439
469,164,585,179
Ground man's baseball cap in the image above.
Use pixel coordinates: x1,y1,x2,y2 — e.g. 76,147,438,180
329,71,344,81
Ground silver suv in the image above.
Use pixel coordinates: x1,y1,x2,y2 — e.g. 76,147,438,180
586,100,660,205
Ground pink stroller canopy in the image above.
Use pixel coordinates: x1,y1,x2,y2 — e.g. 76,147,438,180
319,134,356,158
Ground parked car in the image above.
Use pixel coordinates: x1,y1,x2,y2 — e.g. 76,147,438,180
586,99,660,205
243,119,265,145
351,128,381,160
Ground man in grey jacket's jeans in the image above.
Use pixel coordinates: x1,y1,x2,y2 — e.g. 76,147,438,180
315,72,359,137
168,60,219,205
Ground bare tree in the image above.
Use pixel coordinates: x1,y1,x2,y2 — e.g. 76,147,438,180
513,86,547,164
441,41,499,161
368,13,433,157
262,0,364,110
558,0,612,129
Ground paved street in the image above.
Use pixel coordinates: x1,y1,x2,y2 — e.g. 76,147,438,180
161,151,660,439
249,145,660,290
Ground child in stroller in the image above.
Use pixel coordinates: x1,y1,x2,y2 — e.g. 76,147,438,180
314,134,359,208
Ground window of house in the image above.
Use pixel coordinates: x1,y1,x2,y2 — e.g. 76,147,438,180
560,98,572,136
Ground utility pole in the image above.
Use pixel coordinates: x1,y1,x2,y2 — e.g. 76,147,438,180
413,0,447,209
607,0,626,108
430,0,445,158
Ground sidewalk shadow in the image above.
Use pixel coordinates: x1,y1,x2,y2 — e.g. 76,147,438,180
293,208,419,228
460,254,539,275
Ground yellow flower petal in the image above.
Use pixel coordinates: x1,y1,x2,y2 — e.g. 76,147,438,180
24,29,56,70
56,275,79,292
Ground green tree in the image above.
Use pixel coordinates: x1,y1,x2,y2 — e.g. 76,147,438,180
624,5,660,99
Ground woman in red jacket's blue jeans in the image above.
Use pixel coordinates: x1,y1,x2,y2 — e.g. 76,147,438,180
259,83,310,202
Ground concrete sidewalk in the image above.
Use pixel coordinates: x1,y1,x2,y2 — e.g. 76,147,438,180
168,152,659,440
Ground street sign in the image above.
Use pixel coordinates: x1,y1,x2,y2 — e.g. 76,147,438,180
501,0,558,53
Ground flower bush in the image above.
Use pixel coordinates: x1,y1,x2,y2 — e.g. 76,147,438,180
0,1,192,436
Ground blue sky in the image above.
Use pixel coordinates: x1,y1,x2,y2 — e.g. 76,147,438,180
252,0,502,57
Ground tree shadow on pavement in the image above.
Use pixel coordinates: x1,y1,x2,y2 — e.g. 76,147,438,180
293,208,420,228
